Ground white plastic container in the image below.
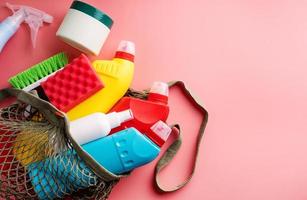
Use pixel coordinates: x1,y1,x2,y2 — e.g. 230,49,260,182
56,0,113,55
69,109,133,145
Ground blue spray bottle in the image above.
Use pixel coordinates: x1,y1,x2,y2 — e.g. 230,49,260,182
0,3,53,53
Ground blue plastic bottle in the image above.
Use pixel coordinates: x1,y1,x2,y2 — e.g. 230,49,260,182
82,120,172,174
28,121,171,199
83,127,160,174
28,152,96,200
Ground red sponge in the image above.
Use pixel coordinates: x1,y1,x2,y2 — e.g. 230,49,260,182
41,54,104,112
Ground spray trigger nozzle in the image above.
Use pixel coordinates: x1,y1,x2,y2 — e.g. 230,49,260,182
5,2,53,48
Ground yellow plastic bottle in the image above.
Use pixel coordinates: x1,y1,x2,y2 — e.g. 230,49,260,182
67,40,135,120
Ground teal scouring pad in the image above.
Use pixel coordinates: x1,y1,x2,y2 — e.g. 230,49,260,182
9,52,69,92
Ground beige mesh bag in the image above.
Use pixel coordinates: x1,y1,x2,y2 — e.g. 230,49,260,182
0,88,121,200
0,81,208,199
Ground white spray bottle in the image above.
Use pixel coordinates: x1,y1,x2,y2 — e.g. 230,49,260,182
69,109,134,145
0,3,53,53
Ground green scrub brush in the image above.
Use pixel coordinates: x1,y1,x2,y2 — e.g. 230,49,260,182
9,52,68,92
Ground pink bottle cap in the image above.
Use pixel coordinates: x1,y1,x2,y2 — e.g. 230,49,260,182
115,40,135,62
117,40,135,56
149,121,172,147
148,82,169,104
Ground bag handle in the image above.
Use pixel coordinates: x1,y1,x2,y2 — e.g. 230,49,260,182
154,81,209,192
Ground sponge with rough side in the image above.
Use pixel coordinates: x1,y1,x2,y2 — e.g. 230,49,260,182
41,54,104,112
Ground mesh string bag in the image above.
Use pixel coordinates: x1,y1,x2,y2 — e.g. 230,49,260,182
0,81,208,199
0,88,122,200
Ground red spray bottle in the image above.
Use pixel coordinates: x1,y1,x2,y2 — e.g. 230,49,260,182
110,82,169,146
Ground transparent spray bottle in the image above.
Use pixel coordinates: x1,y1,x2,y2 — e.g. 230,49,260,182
0,3,53,52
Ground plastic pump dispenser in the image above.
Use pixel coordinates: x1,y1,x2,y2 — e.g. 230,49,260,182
0,3,53,53
69,109,133,145
67,40,135,121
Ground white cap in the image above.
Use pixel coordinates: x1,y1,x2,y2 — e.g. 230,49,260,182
150,121,172,142
118,109,134,123
149,82,169,97
106,109,133,129
117,40,135,56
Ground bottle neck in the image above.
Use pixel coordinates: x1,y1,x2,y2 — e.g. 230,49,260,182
146,121,172,147
106,110,133,129
10,10,25,26
114,51,134,62
145,131,164,147
147,93,168,105
106,113,120,129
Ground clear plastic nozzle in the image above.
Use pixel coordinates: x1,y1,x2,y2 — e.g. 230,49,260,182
5,2,53,48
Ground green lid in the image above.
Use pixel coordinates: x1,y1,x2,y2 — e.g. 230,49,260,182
71,1,113,29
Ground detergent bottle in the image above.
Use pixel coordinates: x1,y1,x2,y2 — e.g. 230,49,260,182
82,120,172,174
0,2,53,53
110,81,170,137
67,40,135,121
27,121,171,199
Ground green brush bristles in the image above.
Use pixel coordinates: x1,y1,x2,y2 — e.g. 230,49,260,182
9,52,69,89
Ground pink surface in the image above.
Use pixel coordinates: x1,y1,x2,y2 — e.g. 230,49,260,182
1,0,307,199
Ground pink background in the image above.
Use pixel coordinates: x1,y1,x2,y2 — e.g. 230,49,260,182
1,0,307,199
